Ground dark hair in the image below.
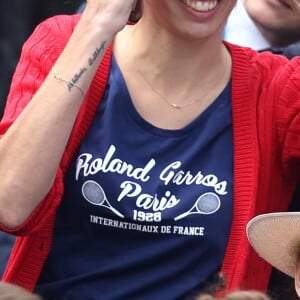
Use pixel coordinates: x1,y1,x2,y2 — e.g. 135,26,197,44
195,290,272,300
194,273,272,300
129,0,142,23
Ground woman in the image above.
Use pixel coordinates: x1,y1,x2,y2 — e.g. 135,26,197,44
0,0,300,299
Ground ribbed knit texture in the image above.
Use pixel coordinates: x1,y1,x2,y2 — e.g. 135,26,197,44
1,15,300,295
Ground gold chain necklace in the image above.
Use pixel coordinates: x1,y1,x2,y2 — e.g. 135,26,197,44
136,71,198,109
131,27,229,110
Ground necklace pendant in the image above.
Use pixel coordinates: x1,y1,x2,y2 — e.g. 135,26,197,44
171,103,182,109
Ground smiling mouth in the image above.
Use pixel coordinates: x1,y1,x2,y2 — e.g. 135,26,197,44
181,0,218,12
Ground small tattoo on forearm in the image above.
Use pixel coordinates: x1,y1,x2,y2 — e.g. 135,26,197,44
88,41,107,66
68,67,87,92
56,40,107,95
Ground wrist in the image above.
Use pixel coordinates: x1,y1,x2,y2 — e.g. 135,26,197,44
80,5,128,37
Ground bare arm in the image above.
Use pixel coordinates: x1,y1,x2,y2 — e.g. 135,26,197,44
0,0,135,228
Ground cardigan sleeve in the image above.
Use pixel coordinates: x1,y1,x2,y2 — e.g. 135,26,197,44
232,49,300,180
274,57,300,178
0,15,80,235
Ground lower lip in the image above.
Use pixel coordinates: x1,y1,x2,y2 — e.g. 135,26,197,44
178,0,220,20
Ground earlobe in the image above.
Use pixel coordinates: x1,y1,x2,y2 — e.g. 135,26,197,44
294,256,300,297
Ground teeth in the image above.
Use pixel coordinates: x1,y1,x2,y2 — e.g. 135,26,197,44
183,0,218,12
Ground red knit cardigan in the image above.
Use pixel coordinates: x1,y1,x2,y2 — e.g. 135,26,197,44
1,14,300,295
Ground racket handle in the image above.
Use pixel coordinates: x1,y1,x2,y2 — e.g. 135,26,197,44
174,211,190,221
110,207,125,218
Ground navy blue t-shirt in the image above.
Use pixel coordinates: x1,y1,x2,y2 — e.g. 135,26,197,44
35,56,233,300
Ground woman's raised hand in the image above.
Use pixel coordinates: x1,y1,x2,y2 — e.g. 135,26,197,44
83,0,137,35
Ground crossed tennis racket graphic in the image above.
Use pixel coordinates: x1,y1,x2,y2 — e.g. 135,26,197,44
174,192,221,221
82,180,220,221
82,180,125,218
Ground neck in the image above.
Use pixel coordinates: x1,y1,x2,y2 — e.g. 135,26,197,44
127,19,227,93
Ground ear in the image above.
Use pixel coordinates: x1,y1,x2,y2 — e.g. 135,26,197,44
294,256,300,297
